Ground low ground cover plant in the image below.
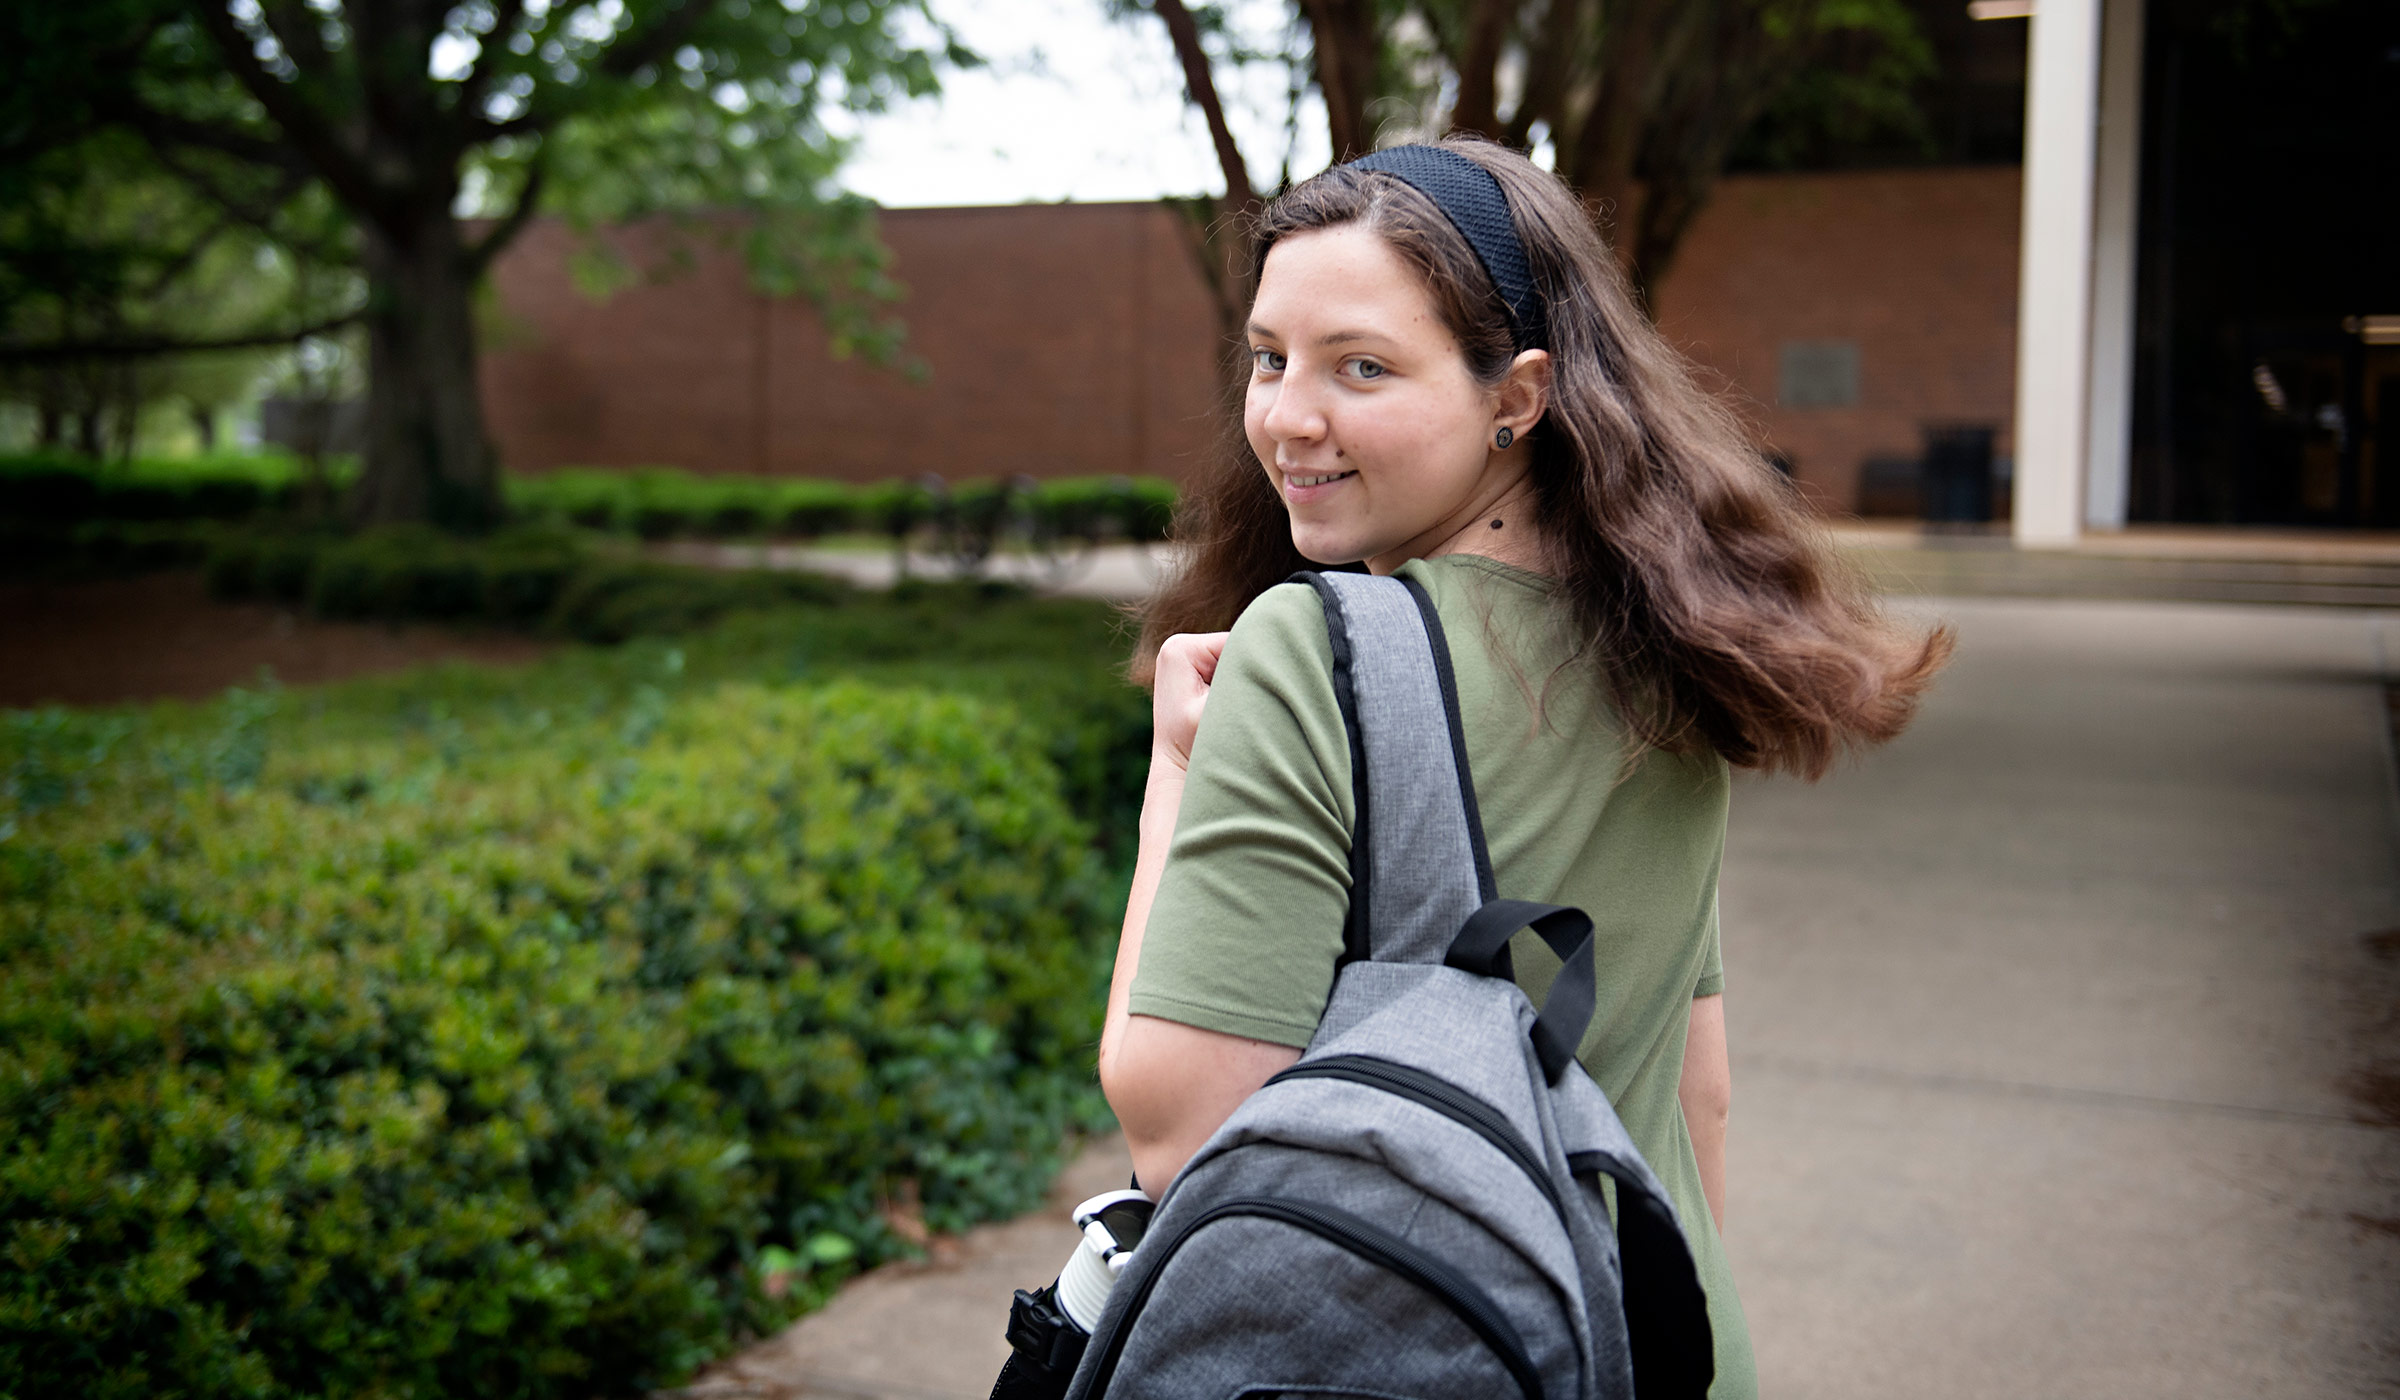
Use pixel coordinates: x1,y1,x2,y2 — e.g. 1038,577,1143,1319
0,592,1146,1399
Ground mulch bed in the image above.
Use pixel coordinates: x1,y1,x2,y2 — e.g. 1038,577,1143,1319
0,571,550,710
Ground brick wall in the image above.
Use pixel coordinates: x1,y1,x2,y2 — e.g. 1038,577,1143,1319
480,202,1229,483
482,167,2023,511
1650,166,2023,511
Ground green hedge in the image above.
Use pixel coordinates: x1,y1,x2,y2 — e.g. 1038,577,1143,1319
0,453,327,527
1,457,1179,564
503,469,1177,544
504,470,869,541
202,525,856,645
0,521,220,581
0,672,1119,1399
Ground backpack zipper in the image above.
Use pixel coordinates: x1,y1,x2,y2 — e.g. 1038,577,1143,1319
1078,1194,1546,1400
1268,1054,1567,1228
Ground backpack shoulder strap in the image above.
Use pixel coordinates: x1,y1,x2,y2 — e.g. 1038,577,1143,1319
1294,570,1495,966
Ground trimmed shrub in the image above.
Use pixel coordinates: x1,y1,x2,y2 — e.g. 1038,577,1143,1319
855,478,937,543
200,527,852,642
204,529,332,604
1025,476,1178,544
0,521,221,583
69,522,219,574
505,468,1178,549
0,465,99,523
766,480,860,538
547,561,848,643
0,679,1115,1400
5,458,1178,548
0,453,317,528
504,470,634,532
307,525,491,621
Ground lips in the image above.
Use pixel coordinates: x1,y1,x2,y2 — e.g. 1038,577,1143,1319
1281,468,1357,499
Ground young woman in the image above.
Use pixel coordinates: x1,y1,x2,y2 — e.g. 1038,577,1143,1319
1095,137,1950,1398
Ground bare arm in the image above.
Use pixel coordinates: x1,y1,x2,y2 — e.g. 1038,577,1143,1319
1678,992,1729,1231
1096,633,1301,1196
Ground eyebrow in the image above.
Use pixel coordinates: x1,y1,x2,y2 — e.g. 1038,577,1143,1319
1246,323,1385,347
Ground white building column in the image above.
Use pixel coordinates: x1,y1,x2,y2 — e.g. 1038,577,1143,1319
2012,0,2107,547
2083,0,2146,531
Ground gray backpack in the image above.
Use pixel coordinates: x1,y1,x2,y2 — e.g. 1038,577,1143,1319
1065,571,1715,1400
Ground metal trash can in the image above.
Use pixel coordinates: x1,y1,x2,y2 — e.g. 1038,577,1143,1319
1919,425,1997,523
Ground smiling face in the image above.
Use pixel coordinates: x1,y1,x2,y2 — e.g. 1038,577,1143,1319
1245,224,1548,573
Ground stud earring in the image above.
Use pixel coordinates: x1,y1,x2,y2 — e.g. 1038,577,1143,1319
1494,426,1514,451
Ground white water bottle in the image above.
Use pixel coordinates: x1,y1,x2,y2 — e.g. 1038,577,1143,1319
1054,1190,1154,1331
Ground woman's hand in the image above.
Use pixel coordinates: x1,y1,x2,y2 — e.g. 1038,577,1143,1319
1150,631,1230,772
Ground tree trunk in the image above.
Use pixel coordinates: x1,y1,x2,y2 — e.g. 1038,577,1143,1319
1566,0,1666,277
1504,0,1592,149
1450,0,1520,140
348,213,500,530
1299,0,1379,160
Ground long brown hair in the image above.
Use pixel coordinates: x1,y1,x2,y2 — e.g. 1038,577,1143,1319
1135,136,1950,779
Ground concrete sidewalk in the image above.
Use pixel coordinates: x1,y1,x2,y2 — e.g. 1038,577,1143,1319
692,595,2400,1398
1722,597,2400,1397
649,541,1173,602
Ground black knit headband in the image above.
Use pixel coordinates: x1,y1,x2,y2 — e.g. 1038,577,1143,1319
1347,145,1548,352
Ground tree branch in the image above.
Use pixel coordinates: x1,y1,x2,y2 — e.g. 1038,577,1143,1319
1151,0,1255,212
123,112,353,263
467,155,547,273
600,0,724,79
455,0,530,128
129,210,243,300
474,0,719,144
0,309,365,366
186,0,385,219
259,0,340,81
469,110,540,144
157,154,348,261
119,101,313,179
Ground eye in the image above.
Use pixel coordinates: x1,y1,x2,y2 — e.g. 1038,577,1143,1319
1252,347,1286,374
1346,358,1387,380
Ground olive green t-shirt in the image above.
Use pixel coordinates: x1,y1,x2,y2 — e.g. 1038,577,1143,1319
1129,552,1757,1399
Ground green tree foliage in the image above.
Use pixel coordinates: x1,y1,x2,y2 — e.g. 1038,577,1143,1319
0,1,971,524
1134,0,1930,296
0,122,348,457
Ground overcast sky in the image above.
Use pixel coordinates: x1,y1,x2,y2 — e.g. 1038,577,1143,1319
828,0,1333,207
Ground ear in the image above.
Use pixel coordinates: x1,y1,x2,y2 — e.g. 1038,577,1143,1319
1493,349,1552,439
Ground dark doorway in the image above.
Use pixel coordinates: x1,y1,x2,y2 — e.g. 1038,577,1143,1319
2128,0,2400,527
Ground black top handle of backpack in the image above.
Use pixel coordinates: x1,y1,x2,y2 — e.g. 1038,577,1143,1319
1445,898,1598,1084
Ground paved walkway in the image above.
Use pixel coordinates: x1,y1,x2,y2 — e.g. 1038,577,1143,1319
690,595,2400,1398
1721,598,2400,1397
656,534,2400,609
648,541,1173,601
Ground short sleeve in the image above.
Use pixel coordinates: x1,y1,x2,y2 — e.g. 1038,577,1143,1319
1127,582,1355,1047
1693,891,1724,999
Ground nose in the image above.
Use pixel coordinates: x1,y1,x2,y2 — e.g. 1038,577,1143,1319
1255,365,1327,450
